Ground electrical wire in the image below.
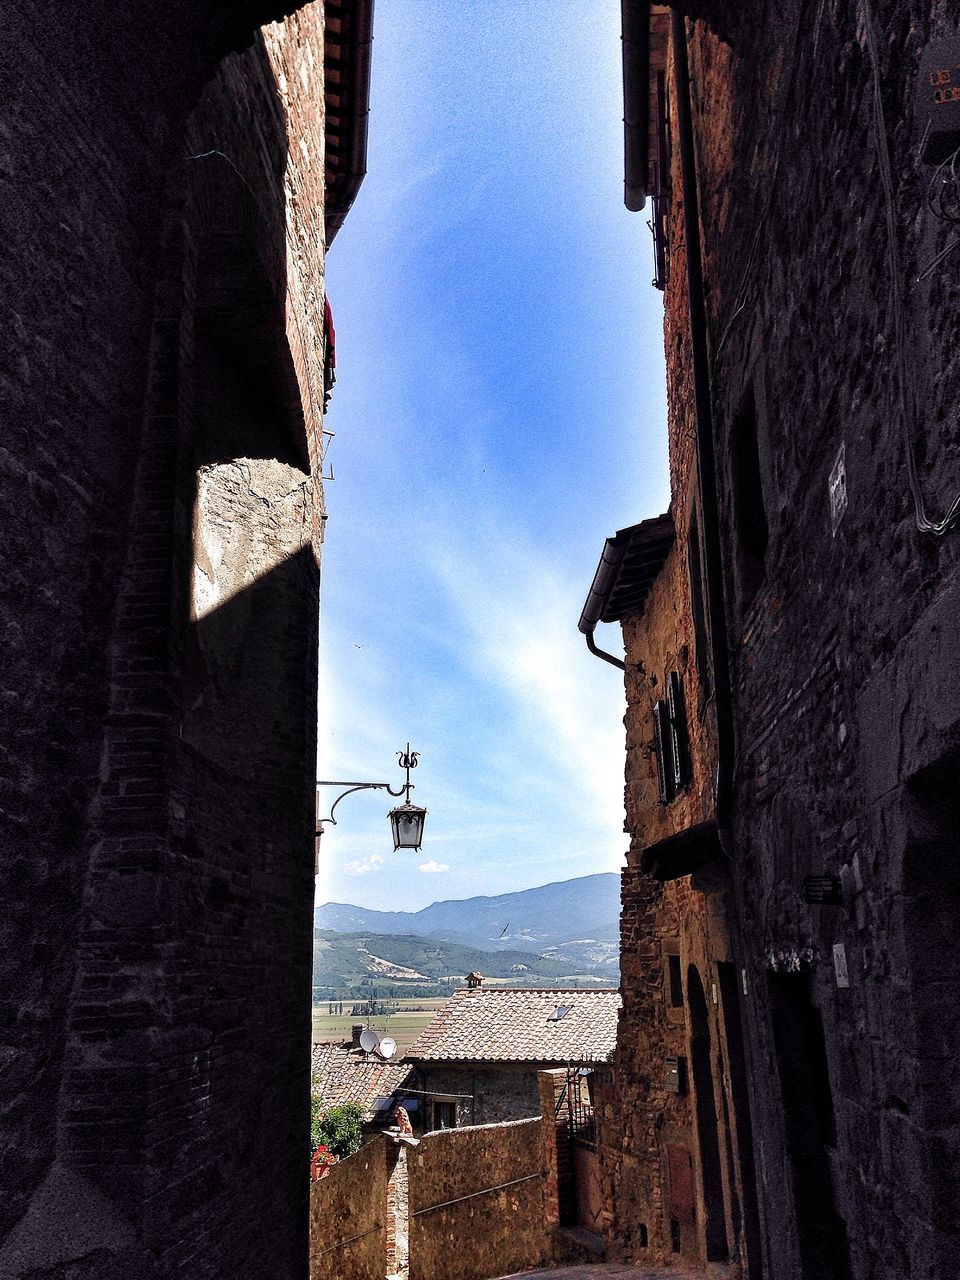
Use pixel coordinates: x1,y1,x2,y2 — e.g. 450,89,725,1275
862,0,960,535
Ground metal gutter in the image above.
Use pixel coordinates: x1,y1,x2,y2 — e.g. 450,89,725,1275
579,539,629,670
579,514,675,671
622,0,652,211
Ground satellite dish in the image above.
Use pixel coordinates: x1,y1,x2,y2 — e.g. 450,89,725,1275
359,1028,380,1053
378,1036,397,1060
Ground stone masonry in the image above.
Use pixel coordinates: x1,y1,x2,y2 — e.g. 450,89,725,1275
0,3,367,1276
596,4,960,1280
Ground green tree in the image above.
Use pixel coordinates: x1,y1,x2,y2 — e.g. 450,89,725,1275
311,1101,365,1158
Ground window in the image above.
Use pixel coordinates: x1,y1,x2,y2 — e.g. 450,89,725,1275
650,70,672,290
667,952,684,1008
687,515,711,703
652,672,692,804
730,385,769,601
653,698,674,804
667,671,692,790
431,1099,457,1130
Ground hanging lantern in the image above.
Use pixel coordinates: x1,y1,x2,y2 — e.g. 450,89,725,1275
315,743,428,862
388,801,427,851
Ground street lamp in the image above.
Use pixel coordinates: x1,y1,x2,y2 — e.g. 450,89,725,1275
315,744,427,872
386,746,428,852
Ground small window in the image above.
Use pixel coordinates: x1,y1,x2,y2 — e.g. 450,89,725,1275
653,699,675,805
653,675,692,804
432,1099,457,1130
667,672,692,790
650,70,672,290
730,385,769,600
687,515,711,702
547,1004,572,1022
667,953,684,1008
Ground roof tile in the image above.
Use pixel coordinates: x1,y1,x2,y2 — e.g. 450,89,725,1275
405,988,620,1064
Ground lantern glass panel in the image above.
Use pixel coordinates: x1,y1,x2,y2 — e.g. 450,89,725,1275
389,805,426,851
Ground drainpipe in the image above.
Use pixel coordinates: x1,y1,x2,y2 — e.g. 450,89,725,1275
671,9,736,838
578,541,627,671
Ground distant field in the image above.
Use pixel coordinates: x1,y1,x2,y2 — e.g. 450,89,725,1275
312,997,448,1054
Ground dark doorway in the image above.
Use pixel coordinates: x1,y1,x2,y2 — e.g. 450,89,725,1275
717,962,764,1280
903,755,960,1277
687,965,729,1261
768,972,851,1280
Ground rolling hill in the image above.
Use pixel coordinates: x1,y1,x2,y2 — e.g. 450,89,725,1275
312,929,587,992
313,873,620,996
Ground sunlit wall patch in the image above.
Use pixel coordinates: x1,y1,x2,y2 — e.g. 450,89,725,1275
829,442,847,536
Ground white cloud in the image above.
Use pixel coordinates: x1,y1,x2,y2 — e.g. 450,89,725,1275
418,859,450,874
343,854,386,877
424,522,627,837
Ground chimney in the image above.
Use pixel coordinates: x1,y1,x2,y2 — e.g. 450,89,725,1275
466,972,483,990
351,1024,364,1048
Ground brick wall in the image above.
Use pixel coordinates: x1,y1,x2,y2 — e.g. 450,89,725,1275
597,9,761,1270
0,4,329,1276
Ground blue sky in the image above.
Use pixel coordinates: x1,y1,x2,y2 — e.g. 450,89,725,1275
316,0,668,912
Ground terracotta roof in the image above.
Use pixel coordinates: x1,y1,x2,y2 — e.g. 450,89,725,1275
324,0,374,244
311,1042,414,1122
405,988,620,1065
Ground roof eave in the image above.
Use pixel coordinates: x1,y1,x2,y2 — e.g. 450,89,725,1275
324,0,375,246
622,0,652,211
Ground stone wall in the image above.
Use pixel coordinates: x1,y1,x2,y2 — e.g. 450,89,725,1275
410,1062,545,1130
628,5,960,1280
408,1118,552,1280
0,3,331,1277
309,1138,393,1280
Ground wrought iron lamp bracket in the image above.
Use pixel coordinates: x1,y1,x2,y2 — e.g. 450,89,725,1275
315,744,421,832
316,780,405,833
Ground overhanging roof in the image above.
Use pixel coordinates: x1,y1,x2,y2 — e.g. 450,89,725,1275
324,0,375,245
579,512,675,632
622,2,672,211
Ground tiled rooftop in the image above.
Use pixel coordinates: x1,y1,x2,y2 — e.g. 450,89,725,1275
311,1041,414,1121
406,987,620,1064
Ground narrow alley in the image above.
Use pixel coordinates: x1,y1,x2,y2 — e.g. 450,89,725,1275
3,2,960,1280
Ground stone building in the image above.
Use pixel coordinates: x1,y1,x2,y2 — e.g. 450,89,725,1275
311,1026,414,1142
0,3,371,1277
581,3,960,1279
403,984,620,1133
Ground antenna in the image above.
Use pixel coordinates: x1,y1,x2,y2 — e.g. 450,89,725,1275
359,1028,380,1053
378,1036,397,1060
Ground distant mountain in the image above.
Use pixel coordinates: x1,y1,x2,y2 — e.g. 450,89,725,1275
315,873,620,956
312,929,596,997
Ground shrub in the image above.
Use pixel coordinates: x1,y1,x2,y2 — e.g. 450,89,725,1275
311,1100,365,1158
